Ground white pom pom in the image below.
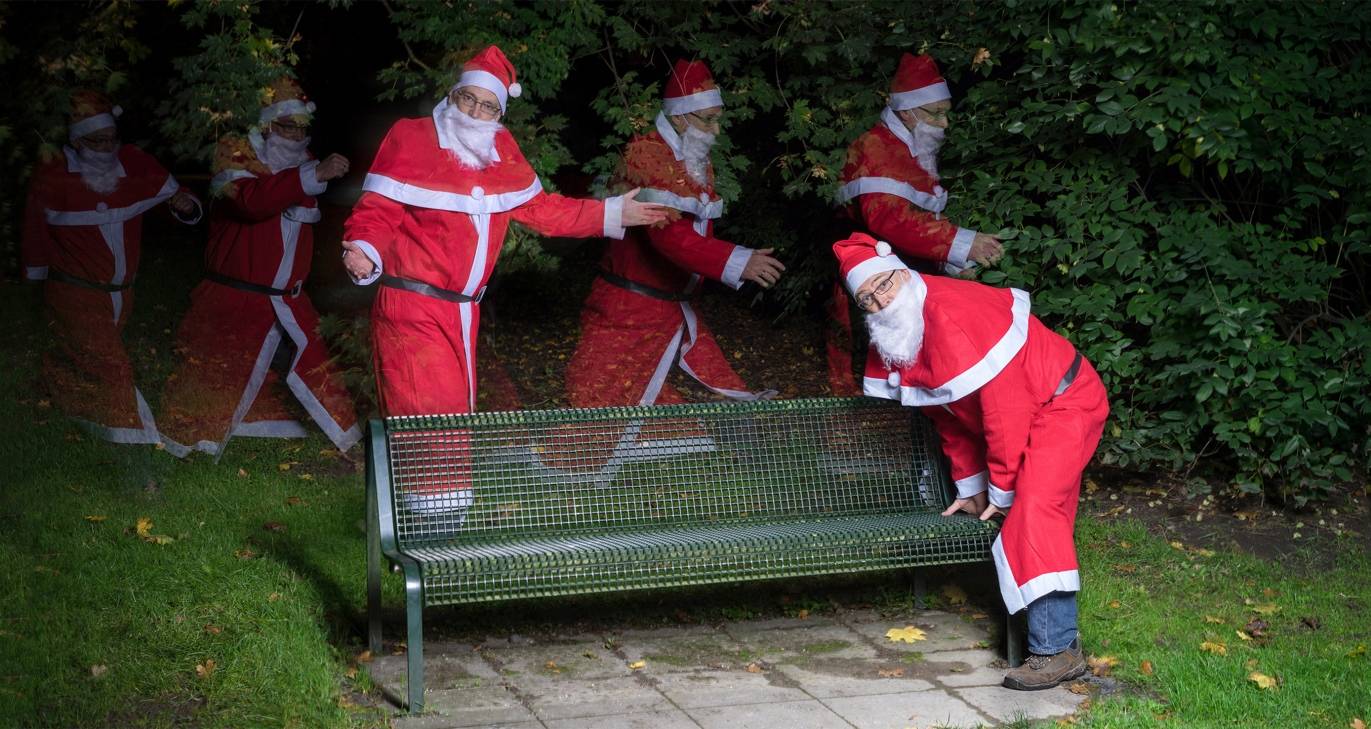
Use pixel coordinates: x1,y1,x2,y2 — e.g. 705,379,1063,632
305,101,317,114
887,372,901,387
507,82,522,98
875,241,892,257
112,105,124,118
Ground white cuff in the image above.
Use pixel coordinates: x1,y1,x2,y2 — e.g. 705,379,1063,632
988,483,1015,509
954,470,989,499
172,195,204,225
25,266,49,281
346,240,383,286
721,245,752,290
300,160,328,197
603,194,626,240
947,227,976,269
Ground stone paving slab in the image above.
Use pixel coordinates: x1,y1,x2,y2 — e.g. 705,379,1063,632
823,689,988,729
542,709,701,729
418,686,540,727
686,699,854,729
925,648,1006,688
774,662,935,698
956,684,1087,723
846,610,993,654
651,669,811,708
521,676,673,721
726,621,879,662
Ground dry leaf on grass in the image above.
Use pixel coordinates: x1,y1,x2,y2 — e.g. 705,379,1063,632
268,592,282,602
84,515,107,523
1350,718,1365,729
237,468,248,478
234,547,258,560
203,624,221,635
1108,600,1122,609
1204,615,1225,624
1140,660,1154,676
90,664,108,679
195,659,216,680
1087,655,1119,677
1067,681,1091,695
1248,671,1278,690
262,521,286,533
134,517,174,545
1200,641,1228,656
886,626,928,643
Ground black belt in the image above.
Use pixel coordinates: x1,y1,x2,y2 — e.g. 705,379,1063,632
598,269,692,302
379,274,484,304
47,268,131,292
1054,353,1084,397
206,271,301,297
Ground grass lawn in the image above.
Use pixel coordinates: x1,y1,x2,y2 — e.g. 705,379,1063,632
1,276,1367,728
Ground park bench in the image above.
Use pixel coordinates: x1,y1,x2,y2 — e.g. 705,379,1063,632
366,396,1011,713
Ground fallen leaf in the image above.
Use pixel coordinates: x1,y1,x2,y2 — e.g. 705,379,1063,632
1236,630,1253,642
90,664,108,679
1200,641,1228,656
234,547,258,560
1112,563,1137,574
1251,603,1281,616
1245,658,1260,670
285,496,305,507
942,584,968,605
237,468,248,478
1087,655,1119,677
356,650,373,664
1140,660,1154,676
885,626,928,644
195,659,216,680
84,515,107,523
277,462,292,471
262,522,286,533
1347,644,1366,658
1248,671,1278,690
1204,615,1225,624
797,609,810,620
877,667,904,678
745,662,764,673
203,624,222,635
345,666,358,679
1067,681,1091,695
544,660,560,673
1108,600,1122,609
136,517,153,538
1351,718,1365,729
1170,541,1185,550
1243,618,1269,640
268,592,282,602
627,660,645,670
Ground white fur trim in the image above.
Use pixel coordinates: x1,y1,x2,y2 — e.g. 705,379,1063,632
457,69,510,112
634,187,723,220
603,194,626,240
430,99,502,162
362,172,542,214
844,255,908,295
662,88,724,117
835,175,948,213
988,483,1015,509
721,245,751,289
948,227,976,268
69,113,118,140
955,470,990,499
655,112,685,160
992,535,1081,615
886,371,900,387
283,205,322,223
233,420,310,438
259,99,316,125
210,169,257,196
347,240,383,285
299,160,327,196
875,241,892,257
890,81,951,111
45,175,178,226
171,192,204,225
507,82,522,98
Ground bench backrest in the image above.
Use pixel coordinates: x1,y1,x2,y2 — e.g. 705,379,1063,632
370,397,951,547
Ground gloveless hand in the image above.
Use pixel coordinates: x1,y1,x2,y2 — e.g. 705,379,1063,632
619,187,671,227
341,240,376,280
316,153,351,182
741,248,785,288
968,232,1004,266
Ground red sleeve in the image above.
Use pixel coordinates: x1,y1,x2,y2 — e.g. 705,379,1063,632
21,174,54,281
976,372,1036,508
645,217,743,284
508,191,607,239
859,193,959,263
218,168,310,223
342,191,406,266
922,404,990,498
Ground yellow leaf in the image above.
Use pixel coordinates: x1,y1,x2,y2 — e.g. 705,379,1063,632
1108,600,1122,609
356,650,373,664
1087,655,1119,676
136,517,153,538
1236,630,1253,641
84,515,108,523
885,626,927,644
744,662,763,673
1200,641,1228,656
147,534,174,545
268,592,282,602
1347,644,1366,658
195,659,216,679
277,462,292,471
942,584,968,605
1252,603,1281,615
1248,671,1278,690
1170,541,1185,550
877,667,904,678
544,660,560,673
1204,615,1225,624
796,609,810,620
627,660,646,670
1350,718,1365,729
1140,660,1154,676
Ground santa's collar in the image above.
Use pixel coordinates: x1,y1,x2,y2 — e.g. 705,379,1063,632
63,145,127,179
431,98,502,164
655,112,685,161
881,106,919,160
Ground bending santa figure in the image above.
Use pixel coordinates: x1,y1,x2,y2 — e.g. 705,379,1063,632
159,77,359,458
565,59,784,408
22,89,201,444
835,232,1108,691
826,53,1004,395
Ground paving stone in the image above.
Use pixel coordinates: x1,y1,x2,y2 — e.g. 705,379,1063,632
924,649,1004,688
522,676,673,720
488,641,629,681
395,715,542,729
726,621,877,662
652,669,810,708
543,708,701,729
687,699,853,729
371,652,502,692
616,631,747,673
774,662,935,698
405,686,540,727
956,684,1086,723
823,689,987,729
846,610,991,653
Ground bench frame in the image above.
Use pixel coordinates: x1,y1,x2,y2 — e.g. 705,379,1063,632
366,401,1024,713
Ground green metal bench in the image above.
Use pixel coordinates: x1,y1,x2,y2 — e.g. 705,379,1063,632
366,396,1009,713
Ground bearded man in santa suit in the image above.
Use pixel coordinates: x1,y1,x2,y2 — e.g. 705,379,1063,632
341,45,668,419
835,232,1108,691
565,59,785,408
22,90,202,444
825,53,1006,396
159,77,360,459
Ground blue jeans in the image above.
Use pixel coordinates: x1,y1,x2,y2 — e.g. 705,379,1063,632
1026,590,1078,655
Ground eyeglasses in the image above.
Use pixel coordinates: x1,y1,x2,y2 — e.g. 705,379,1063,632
856,270,899,311
687,111,723,129
270,120,310,136
80,133,120,149
454,90,502,118
915,106,950,122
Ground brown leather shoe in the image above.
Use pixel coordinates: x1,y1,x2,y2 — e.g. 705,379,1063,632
1002,638,1087,691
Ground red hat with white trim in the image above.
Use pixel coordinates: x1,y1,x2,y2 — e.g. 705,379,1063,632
68,90,122,142
456,45,521,113
662,59,723,116
888,53,951,111
259,76,316,126
833,232,908,295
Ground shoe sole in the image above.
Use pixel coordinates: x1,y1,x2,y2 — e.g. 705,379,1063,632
1001,663,1088,691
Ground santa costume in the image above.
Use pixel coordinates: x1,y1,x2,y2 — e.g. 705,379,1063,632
22,90,202,443
834,232,1109,618
159,77,359,458
565,59,773,408
827,53,986,395
344,45,637,418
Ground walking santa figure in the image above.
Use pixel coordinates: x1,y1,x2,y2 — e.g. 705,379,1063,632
159,76,360,458
22,89,201,444
564,59,785,409
834,231,1108,691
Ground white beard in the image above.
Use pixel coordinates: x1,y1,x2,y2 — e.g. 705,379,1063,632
440,102,502,170
679,123,715,186
77,148,121,195
911,121,944,178
866,281,925,369
263,133,311,173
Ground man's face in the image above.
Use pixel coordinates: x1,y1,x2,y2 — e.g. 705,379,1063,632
268,118,310,142
897,99,951,131
670,105,723,135
854,269,909,313
75,128,119,153
450,86,502,121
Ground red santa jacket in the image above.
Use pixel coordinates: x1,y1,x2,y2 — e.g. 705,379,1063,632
861,273,1079,508
22,145,200,286
606,113,752,292
207,131,325,289
837,108,977,274
344,101,621,296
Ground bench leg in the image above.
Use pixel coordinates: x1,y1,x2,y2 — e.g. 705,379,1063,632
911,569,926,610
404,569,425,713
1006,609,1025,668
367,492,383,656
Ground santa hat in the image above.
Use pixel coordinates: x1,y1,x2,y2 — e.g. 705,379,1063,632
833,232,908,295
259,76,316,126
68,90,122,141
888,53,951,111
455,45,521,113
662,59,723,116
